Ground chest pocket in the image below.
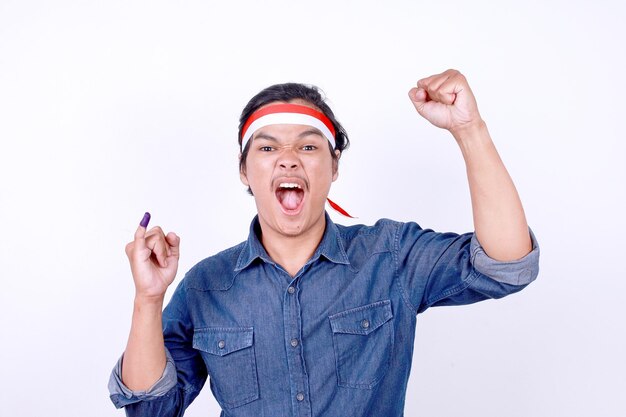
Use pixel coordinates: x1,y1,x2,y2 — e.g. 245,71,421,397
192,327,259,409
329,300,394,389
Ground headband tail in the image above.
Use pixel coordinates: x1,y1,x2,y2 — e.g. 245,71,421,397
327,197,355,218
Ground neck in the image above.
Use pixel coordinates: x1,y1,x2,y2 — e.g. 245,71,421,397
259,215,327,277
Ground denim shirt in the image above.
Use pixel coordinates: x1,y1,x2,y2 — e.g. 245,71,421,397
109,213,539,416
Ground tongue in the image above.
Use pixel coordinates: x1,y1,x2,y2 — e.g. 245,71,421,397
278,189,302,210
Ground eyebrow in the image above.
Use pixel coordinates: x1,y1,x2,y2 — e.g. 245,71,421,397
253,128,324,142
252,133,279,142
297,128,324,139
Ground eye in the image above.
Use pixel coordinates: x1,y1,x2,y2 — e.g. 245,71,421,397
302,145,317,151
259,146,273,152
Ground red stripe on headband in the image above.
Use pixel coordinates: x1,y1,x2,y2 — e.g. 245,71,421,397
241,103,336,142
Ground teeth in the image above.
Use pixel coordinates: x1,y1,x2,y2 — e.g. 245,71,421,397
279,182,301,189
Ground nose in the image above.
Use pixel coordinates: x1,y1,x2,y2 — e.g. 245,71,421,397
278,148,299,170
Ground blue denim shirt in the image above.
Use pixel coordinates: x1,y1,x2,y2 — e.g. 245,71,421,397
109,213,539,416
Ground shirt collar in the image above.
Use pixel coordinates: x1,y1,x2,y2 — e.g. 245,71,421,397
234,212,351,272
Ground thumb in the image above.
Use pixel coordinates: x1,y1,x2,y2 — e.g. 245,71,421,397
408,87,429,116
409,87,427,104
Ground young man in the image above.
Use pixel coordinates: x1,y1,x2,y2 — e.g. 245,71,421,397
109,69,539,416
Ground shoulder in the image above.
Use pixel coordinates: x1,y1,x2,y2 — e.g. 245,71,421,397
182,241,246,291
334,218,408,260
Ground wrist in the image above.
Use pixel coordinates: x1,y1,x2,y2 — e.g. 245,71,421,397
450,119,488,142
134,293,165,309
450,120,493,157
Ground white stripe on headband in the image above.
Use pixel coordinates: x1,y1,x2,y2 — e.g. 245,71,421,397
241,113,336,151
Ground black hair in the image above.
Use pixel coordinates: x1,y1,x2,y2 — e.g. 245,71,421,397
238,83,349,194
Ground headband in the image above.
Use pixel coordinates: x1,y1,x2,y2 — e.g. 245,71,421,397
240,103,336,151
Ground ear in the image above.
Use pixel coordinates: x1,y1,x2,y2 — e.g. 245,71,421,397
332,150,341,182
240,171,249,186
239,153,250,186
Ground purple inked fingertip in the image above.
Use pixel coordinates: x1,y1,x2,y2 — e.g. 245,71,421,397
140,212,151,228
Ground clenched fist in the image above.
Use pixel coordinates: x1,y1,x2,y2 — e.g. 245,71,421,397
409,69,483,134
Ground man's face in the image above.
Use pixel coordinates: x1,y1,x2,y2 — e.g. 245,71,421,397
240,101,339,239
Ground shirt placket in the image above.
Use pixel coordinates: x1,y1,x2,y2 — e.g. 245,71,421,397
283,275,312,417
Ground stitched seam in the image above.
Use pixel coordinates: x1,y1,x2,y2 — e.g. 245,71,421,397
418,234,464,310
216,387,259,409
193,327,254,355
336,228,390,274
331,311,392,334
393,223,419,314
194,327,253,332
333,315,394,390
328,300,390,319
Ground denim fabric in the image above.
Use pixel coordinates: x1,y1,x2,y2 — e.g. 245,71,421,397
108,349,177,403
109,213,539,416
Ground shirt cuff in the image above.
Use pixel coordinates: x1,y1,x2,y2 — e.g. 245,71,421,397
469,227,540,286
108,347,178,409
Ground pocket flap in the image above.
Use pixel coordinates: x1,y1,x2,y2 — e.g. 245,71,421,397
329,300,393,336
193,327,254,356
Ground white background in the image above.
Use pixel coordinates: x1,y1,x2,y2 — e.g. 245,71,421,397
1,1,624,416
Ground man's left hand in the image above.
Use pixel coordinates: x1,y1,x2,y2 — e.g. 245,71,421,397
409,69,483,134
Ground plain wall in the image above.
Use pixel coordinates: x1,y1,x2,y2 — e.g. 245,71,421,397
1,0,624,416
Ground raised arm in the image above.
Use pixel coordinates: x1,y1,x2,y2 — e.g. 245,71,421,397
122,212,181,390
408,69,532,261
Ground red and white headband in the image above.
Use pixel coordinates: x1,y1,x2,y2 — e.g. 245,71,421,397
240,103,336,151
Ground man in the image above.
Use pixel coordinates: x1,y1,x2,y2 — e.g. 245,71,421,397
109,69,539,416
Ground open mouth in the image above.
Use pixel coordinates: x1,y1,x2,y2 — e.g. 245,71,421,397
275,181,305,214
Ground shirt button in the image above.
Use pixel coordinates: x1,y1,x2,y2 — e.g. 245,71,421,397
361,319,370,329
287,286,295,294
218,340,225,349
296,393,304,402
290,338,299,347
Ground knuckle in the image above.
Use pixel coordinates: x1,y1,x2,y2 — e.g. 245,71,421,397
155,243,166,254
145,226,163,237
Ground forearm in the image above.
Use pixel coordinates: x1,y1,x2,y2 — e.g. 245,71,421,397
121,296,168,391
452,120,532,261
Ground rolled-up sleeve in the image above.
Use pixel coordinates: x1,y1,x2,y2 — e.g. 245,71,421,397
395,221,540,314
108,348,178,409
107,279,207,415
469,227,540,286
